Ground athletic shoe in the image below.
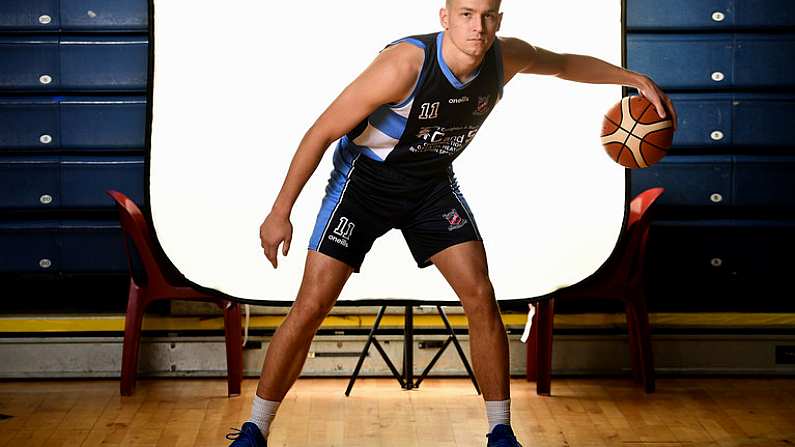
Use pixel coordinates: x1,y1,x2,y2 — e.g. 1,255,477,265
486,424,522,447
226,422,267,447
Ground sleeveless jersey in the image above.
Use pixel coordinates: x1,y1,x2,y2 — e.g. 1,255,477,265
332,31,504,185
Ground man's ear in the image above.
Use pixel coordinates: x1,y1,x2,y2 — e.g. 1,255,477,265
497,12,503,32
439,7,449,30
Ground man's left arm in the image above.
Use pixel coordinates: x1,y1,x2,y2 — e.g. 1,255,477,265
500,37,677,130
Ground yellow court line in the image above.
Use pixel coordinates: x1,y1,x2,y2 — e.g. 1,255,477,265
1,313,794,333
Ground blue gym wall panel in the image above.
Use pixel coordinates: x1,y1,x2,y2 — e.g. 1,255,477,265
0,156,145,209
627,34,795,90
735,0,795,28
0,156,61,209
632,156,733,211
0,220,127,273
0,221,61,272
633,156,795,214
0,0,147,32
731,94,795,148
734,36,795,88
647,220,795,293
60,156,145,208
627,0,795,30
59,221,128,272
0,35,148,91
648,221,734,285
0,0,60,31
665,94,734,147
60,96,147,149
0,97,60,149
59,36,147,90
0,96,147,150
0,35,59,90
733,156,795,210
664,93,795,148
61,0,147,31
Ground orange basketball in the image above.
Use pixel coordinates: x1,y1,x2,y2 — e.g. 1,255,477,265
601,96,674,168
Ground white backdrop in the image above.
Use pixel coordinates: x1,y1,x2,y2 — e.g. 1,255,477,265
149,1,625,304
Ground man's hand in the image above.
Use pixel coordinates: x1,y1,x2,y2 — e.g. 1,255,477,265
634,75,678,131
259,211,293,269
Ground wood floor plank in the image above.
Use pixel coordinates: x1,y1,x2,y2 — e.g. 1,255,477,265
0,378,794,446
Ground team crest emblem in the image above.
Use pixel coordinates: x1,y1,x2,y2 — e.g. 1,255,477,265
474,95,491,115
443,209,468,231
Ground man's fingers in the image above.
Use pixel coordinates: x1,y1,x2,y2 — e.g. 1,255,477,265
654,99,666,119
264,244,278,269
283,239,291,256
269,251,278,269
666,99,678,131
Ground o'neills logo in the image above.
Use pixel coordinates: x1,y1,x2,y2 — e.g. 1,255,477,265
449,96,470,104
328,234,349,247
443,209,468,231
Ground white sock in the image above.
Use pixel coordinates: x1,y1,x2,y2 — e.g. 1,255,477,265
248,395,280,439
485,399,511,433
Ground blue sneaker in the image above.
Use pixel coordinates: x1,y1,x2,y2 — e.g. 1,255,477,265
486,424,522,447
226,422,267,447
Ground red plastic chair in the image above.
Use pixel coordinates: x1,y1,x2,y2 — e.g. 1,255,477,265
106,190,242,396
526,187,664,395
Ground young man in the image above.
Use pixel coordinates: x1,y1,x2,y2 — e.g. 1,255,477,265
227,1,676,446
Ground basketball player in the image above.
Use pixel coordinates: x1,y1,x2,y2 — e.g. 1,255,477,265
227,0,676,445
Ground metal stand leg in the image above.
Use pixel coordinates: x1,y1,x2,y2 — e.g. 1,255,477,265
414,306,481,395
346,305,481,396
346,306,404,396
403,305,414,389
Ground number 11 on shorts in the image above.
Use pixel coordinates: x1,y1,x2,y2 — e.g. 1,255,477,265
333,216,355,240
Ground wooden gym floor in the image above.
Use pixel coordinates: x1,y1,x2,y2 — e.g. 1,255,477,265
0,377,793,447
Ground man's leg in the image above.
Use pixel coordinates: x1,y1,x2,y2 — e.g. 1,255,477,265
429,241,515,439
256,250,353,399
242,250,353,443
430,240,509,400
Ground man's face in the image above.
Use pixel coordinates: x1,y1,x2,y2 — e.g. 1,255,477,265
440,0,503,58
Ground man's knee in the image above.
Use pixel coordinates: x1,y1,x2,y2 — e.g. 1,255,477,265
291,294,335,327
460,280,498,314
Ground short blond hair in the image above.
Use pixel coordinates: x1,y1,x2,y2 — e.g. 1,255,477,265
445,0,502,10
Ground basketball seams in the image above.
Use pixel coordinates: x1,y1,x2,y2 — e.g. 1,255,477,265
616,98,652,167
602,96,673,168
601,115,623,135
640,132,670,151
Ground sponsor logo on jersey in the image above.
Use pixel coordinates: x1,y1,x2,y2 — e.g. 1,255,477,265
443,209,468,231
474,95,491,116
449,96,470,104
411,125,480,156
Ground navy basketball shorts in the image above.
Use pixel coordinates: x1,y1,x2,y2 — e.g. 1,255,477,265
307,151,482,273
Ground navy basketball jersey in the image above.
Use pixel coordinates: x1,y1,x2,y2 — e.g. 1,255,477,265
333,31,504,183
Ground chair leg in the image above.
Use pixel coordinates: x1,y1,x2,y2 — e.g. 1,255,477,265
121,280,146,396
624,301,643,384
536,298,555,396
223,301,243,397
632,294,655,393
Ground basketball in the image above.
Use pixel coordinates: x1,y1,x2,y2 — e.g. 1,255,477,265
601,96,674,168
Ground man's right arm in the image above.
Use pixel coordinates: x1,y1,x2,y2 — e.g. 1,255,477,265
260,43,424,268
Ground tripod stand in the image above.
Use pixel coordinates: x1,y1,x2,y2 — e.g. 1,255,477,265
345,305,481,396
